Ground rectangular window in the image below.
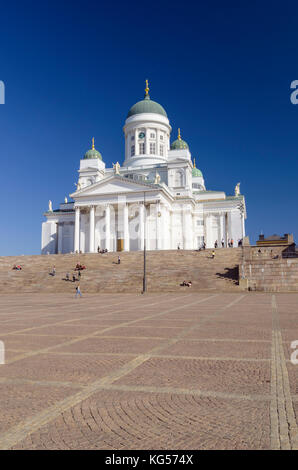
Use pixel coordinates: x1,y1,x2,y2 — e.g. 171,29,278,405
131,135,135,141
131,145,135,156
196,219,204,226
160,144,164,156
150,133,155,139
160,134,163,141
150,143,156,154
139,143,145,154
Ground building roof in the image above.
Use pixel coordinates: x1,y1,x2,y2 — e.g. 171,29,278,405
170,128,189,150
83,138,102,160
127,94,167,118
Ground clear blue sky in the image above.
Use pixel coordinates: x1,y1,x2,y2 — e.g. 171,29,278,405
0,0,297,255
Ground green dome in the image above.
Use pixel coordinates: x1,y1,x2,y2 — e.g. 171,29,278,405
171,139,189,150
170,128,189,150
192,167,202,177
83,138,102,160
127,94,167,118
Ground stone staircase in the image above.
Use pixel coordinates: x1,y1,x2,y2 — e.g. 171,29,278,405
0,248,242,294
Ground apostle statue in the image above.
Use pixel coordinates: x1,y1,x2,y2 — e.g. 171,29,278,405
154,172,161,184
74,181,81,191
48,200,53,212
64,197,68,203
235,182,240,196
113,162,121,175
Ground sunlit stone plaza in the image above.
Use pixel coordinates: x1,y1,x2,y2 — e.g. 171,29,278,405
0,292,297,450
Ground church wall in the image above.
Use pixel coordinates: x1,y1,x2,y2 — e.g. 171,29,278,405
229,210,243,244
41,221,57,255
61,222,74,254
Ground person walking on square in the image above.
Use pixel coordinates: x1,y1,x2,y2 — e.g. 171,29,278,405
75,284,82,298
118,256,121,265
221,238,224,248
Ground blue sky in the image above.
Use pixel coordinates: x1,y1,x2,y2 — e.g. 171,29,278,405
0,0,297,255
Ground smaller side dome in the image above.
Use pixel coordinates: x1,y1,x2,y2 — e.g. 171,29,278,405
171,128,189,150
192,158,203,177
84,138,102,160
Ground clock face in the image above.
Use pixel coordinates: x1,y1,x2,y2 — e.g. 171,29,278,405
138,132,145,139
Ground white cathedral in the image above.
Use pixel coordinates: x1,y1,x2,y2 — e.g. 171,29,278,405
41,82,246,254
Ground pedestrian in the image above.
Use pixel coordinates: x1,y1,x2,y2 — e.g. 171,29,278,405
118,256,121,265
52,266,56,276
211,250,215,259
72,274,76,282
75,284,82,298
214,240,218,249
78,270,81,278
231,238,234,247
66,272,69,281
221,238,224,248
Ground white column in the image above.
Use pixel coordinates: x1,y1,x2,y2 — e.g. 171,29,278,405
58,223,63,253
123,203,130,251
89,205,95,253
220,213,225,247
156,201,161,250
205,214,212,249
134,129,138,156
139,203,144,250
105,204,111,251
145,128,150,155
74,207,80,253
183,206,192,249
241,212,245,239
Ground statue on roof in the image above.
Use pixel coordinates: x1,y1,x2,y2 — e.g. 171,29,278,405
235,182,241,196
113,161,121,175
154,172,161,184
48,200,53,212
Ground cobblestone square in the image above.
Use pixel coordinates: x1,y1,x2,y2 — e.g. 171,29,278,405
0,292,297,450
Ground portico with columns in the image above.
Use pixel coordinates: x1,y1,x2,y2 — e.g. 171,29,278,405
42,82,246,254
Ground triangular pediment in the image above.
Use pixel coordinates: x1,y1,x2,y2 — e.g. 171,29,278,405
70,175,157,198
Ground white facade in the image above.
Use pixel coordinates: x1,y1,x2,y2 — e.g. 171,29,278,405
41,86,246,254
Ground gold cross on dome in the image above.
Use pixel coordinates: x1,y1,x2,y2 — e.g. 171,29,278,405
145,79,149,96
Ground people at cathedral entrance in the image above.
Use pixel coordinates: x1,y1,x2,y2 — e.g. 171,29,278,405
42,81,247,255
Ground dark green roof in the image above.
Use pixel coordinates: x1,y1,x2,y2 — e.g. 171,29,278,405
192,167,203,177
170,139,189,150
127,94,167,118
83,140,102,160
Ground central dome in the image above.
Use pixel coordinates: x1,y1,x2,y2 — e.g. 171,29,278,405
127,95,167,118
127,81,167,118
